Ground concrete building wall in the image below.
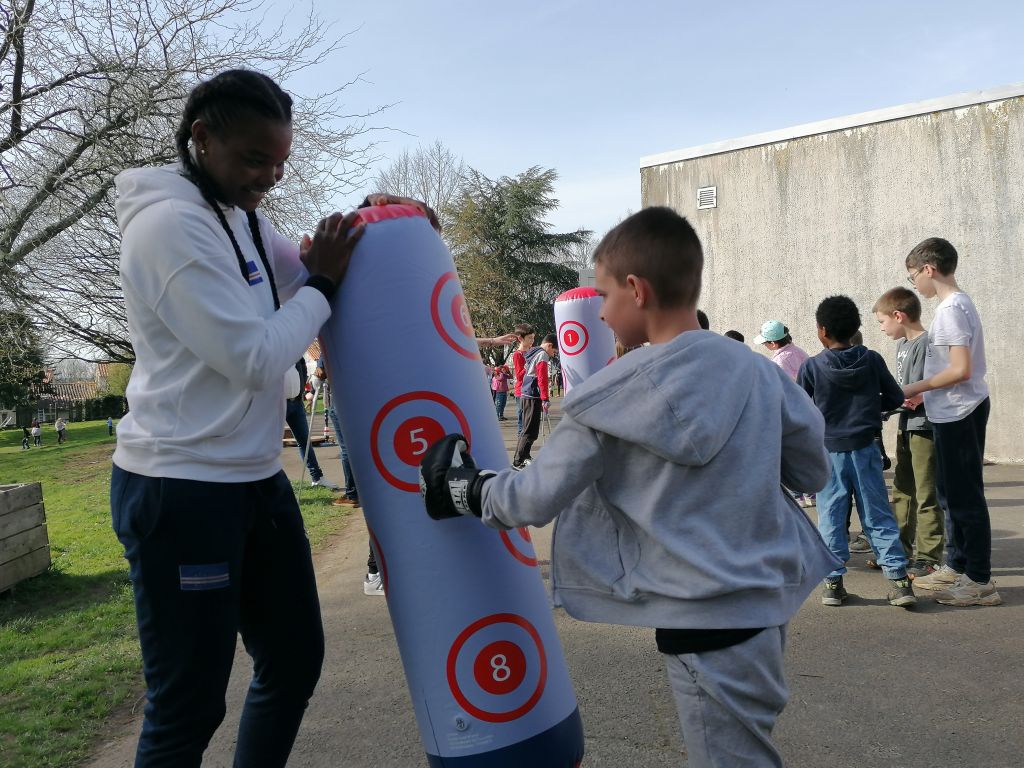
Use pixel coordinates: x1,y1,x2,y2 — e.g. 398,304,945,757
641,92,1024,462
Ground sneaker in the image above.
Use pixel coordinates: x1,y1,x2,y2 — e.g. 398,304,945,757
911,564,961,591
907,560,938,580
363,572,384,596
821,577,848,606
887,577,917,608
866,558,881,570
848,534,872,554
803,494,816,508
934,576,1002,607
311,478,341,490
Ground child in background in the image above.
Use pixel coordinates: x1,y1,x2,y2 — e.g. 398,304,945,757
511,323,535,435
724,330,745,342
755,320,809,380
797,295,915,608
512,333,555,468
421,207,839,767
757,320,813,507
491,364,511,421
874,287,943,579
902,237,1000,606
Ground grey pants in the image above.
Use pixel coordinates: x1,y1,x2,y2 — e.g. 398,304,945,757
664,625,788,767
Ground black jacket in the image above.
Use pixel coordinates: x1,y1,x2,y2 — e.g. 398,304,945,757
797,345,903,452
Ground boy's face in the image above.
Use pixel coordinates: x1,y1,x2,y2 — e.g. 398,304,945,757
595,262,647,348
875,311,907,340
541,341,557,358
907,263,937,299
519,333,535,348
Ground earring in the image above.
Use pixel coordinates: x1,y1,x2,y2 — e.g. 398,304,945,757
200,148,207,155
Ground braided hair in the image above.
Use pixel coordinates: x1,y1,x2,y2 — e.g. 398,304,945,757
174,69,293,310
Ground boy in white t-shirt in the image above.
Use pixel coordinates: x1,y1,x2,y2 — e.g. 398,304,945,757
901,237,1000,607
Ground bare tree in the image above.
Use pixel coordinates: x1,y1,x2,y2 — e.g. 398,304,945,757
373,140,466,231
1,0,385,362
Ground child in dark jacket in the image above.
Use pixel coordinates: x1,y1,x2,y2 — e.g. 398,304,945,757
798,295,915,608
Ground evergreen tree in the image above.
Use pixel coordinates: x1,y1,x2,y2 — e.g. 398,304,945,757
446,167,588,356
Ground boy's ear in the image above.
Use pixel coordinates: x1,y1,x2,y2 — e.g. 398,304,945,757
625,274,652,307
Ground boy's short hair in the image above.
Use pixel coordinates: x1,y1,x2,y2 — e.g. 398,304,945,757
541,333,557,346
724,330,745,342
815,295,861,344
592,207,703,308
514,323,534,338
906,237,958,275
872,287,922,321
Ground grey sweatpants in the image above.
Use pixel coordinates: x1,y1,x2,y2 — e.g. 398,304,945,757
663,625,788,767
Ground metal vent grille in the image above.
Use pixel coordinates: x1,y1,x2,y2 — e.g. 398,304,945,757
697,186,717,209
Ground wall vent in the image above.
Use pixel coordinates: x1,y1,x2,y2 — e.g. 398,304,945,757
697,186,717,209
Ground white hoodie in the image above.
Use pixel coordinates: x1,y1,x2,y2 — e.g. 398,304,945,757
113,164,330,482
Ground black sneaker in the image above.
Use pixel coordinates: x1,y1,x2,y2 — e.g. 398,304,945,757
887,577,917,608
821,577,847,606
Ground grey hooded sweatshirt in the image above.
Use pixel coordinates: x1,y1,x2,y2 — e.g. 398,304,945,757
480,330,842,630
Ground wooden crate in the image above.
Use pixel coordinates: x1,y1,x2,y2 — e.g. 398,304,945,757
0,483,51,593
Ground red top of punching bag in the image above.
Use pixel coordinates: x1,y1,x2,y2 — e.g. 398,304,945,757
555,286,600,302
353,204,427,225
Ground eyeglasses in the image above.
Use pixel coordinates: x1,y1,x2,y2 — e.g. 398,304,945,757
907,267,925,285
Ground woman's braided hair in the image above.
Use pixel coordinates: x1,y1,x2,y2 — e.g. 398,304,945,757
174,69,292,309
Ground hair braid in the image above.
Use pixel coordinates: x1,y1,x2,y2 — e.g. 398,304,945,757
174,69,291,307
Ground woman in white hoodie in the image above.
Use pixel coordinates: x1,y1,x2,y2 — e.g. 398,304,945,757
111,69,365,767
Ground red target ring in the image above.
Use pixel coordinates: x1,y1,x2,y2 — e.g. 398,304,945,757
447,613,547,723
558,320,589,356
431,272,478,359
499,528,537,567
370,391,471,492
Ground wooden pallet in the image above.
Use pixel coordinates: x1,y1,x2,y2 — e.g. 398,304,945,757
0,483,51,593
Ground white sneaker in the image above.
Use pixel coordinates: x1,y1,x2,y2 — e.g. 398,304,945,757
911,564,961,591
934,575,1002,606
363,572,384,596
311,478,340,490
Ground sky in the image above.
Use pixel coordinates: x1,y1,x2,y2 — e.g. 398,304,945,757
275,0,1024,239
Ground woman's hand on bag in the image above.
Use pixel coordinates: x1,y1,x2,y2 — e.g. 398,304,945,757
301,211,364,287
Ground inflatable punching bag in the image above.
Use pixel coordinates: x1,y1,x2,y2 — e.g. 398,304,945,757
320,205,584,767
553,287,617,393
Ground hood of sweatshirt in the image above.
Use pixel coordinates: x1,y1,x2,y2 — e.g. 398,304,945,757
115,163,209,232
562,330,755,467
809,345,873,391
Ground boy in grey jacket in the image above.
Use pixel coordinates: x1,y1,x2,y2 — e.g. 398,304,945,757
873,287,943,578
419,207,840,767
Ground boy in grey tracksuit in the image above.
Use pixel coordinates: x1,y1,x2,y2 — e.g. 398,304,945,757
420,207,840,767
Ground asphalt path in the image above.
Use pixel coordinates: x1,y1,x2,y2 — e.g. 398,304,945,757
87,396,1024,767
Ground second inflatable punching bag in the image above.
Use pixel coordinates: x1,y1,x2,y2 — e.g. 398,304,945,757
553,287,617,393
320,205,585,767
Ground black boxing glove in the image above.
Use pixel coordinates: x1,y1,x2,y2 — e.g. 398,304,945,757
419,434,496,519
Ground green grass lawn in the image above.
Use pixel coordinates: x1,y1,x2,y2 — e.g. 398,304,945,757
0,421,350,768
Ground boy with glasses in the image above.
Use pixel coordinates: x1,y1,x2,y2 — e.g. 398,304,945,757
902,238,1000,606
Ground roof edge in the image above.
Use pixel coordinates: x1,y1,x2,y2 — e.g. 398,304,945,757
640,82,1024,169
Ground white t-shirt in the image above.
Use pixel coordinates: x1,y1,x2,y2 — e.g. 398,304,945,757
922,291,988,423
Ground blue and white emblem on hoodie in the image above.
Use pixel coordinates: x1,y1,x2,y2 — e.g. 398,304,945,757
245,260,263,286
